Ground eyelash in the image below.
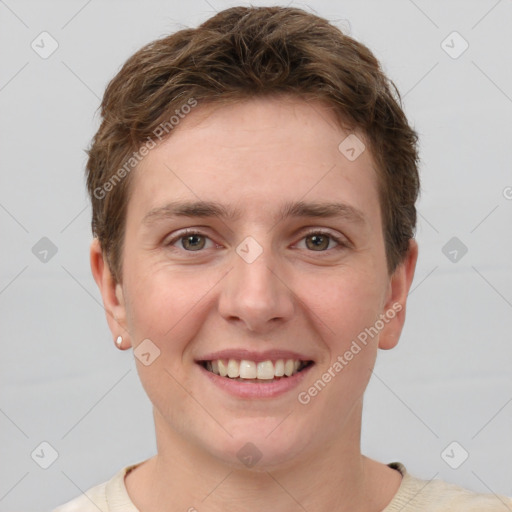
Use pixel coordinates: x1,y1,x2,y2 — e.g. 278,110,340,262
165,228,348,254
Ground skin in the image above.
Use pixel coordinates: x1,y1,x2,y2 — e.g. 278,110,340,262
91,96,418,512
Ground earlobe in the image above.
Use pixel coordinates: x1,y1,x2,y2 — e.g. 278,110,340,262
89,239,131,347
378,239,418,350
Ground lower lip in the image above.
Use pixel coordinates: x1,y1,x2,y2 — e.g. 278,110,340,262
197,363,314,399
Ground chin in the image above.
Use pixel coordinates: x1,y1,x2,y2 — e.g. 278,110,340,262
203,419,312,471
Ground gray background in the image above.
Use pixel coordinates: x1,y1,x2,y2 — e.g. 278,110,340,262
1,0,511,510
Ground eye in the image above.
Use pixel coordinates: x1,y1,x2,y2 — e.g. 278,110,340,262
166,230,215,251
297,230,345,252
165,229,347,254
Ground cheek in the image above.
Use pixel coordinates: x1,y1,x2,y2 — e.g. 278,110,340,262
121,269,210,408
313,269,385,397
123,262,216,345
300,268,385,343
301,275,381,418
301,268,384,400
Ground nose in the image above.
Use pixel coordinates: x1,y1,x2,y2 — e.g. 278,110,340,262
217,241,295,334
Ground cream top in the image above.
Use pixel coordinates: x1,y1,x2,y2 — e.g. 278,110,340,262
52,461,512,511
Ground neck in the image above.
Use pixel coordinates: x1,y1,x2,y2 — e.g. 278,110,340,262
125,403,399,512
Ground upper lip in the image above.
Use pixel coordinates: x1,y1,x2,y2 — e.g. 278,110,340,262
195,349,314,363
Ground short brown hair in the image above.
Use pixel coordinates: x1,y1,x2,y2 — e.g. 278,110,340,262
86,6,420,282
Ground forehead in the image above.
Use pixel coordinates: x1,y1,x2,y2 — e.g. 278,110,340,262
128,96,381,227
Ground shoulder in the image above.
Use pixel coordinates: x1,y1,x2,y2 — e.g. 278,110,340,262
51,480,108,512
385,462,512,512
411,478,512,511
51,463,142,512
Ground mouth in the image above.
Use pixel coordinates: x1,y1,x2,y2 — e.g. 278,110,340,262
198,358,314,382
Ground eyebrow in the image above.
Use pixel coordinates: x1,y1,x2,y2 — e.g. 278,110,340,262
142,200,366,226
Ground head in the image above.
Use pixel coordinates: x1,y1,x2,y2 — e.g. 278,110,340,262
90,6,419,469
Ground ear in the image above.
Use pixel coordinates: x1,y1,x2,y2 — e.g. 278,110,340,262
90,238,131,348
378,239,418,350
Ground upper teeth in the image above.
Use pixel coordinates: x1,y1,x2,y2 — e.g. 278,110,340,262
205,359,306,379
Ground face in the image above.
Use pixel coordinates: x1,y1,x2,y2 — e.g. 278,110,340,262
92,96,417,470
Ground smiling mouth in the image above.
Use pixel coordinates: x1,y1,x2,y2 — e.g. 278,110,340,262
199,359,313,382
199,358,314,381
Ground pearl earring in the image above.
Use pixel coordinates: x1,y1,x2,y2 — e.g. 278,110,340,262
115,336,123,348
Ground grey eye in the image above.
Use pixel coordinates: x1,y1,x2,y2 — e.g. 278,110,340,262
180,234,207,251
